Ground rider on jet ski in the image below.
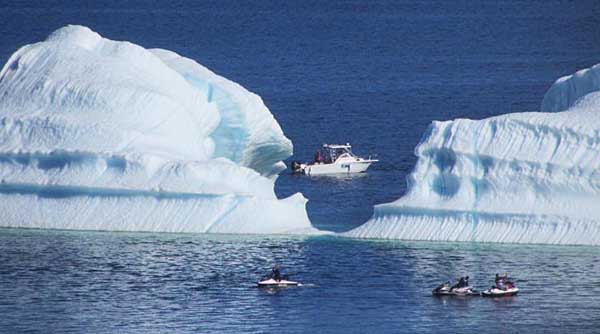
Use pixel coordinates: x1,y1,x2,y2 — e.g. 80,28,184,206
495,273,512,290
495,273,507,283
451,276,470,290
270,264,282,281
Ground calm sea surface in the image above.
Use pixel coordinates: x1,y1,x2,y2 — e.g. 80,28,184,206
1,230,600,333
1,0,600,332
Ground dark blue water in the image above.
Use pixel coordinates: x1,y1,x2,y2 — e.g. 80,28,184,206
2,0,600,332
2,229,600,333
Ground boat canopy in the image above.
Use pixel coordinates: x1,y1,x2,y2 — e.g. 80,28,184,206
323,143,351,149
319,143,355,163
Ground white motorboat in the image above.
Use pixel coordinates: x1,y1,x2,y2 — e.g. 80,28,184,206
291,143,378,175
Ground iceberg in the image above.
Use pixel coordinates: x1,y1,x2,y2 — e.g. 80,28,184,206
346,64,600,245
541,63,600,113
0,25,315,234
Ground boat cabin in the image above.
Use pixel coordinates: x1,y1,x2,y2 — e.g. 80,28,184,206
316,143,355,164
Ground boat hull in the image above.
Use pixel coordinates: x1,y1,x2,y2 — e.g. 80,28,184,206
299,161,375,175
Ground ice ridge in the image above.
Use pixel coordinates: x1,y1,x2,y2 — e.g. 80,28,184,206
346,64,600,245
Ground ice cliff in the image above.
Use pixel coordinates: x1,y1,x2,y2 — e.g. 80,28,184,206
346,64,600,245
0,25,314,234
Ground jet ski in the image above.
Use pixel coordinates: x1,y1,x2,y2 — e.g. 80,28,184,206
257,278,301,288
482,275,519,297
432,281,479,296
258,265,302,288
432,281,453,295
451,286,480,296
481,286,519,297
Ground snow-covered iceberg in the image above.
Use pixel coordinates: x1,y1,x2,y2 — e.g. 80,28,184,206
0,25,315,234
346,64,600,245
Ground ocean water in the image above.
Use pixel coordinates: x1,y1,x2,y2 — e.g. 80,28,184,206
2,0,600,332
2,229,600,333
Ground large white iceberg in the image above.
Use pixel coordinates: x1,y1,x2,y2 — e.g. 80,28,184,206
346,63,600,245
0,25,315,234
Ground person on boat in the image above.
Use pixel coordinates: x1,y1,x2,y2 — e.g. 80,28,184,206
271,264,282,281
464,276,470,287
314,151,322,164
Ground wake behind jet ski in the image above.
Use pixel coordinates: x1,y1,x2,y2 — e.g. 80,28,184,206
257,265,302,288
481,273,519,297
432,276,479,296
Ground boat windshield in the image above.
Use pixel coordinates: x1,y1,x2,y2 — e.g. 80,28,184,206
321,146,353,163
